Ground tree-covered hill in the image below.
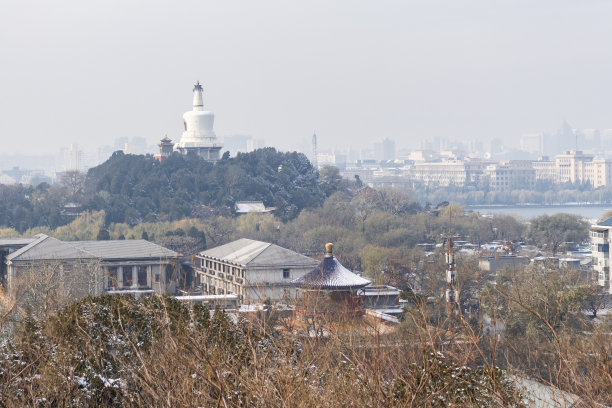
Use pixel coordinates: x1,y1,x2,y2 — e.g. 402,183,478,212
87,148,325,225
0,149,330,231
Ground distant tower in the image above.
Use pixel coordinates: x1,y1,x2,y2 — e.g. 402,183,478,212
312,132,318,169
155,135,174,162
175,81,223,161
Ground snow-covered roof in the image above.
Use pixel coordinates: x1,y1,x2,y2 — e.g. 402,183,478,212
175,294,238,301
0,237,37,247
70,239,178,260
292,244,370,291
234,201,275,214
7,234,178,262
200,238,317,268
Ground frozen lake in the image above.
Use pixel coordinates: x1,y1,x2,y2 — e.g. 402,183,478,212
467,204,612,221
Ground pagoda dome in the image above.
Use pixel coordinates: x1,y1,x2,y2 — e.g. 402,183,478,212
292,243,370,291
176,81,218,148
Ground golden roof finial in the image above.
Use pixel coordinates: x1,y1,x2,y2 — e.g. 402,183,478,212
325,242,333,257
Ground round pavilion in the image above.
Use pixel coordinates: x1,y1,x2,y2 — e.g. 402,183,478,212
292,243,370,319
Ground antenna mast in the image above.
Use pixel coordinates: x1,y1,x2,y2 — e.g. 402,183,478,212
312,132,318,169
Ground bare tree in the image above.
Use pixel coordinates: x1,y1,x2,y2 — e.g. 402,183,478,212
60,170,86,199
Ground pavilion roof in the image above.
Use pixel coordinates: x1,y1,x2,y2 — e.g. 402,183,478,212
292,248,370,291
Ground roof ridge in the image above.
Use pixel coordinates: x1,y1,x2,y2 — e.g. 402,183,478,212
245,242,273,264
62,240,101,258
247,242,315,266
6,234,49,261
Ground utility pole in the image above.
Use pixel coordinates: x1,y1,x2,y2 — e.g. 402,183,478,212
445,208,459,315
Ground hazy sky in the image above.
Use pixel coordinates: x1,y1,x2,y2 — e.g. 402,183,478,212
2,0,612,155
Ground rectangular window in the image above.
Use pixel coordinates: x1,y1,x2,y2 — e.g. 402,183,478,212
283,268,290,279
165,264,173,284
108,267,118,288
124,267,133,287
137,266,148,286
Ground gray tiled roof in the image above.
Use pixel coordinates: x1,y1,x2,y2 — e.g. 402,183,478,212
70,240,178,260
200,238,317,268
6,234,178,262
7,235,96,261
0,237,37,247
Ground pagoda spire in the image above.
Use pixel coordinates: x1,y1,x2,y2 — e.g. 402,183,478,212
192,81,204,110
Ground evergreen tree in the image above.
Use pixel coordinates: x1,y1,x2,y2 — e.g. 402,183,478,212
96,228,111,241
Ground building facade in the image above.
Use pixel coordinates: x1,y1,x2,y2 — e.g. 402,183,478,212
406,160,490,187
591,218,612,293
154,135,174,162
532,157,557,183
4,234,180,301
194,239,318,303
484,161,536,192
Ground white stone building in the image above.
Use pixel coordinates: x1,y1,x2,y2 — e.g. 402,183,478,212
550,150,612,187
532,156,557,183
484,160,535,192
194,239,318,303
406,159,489,187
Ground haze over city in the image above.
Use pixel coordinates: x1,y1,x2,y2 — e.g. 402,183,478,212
4,1,612,405
3,0,612,157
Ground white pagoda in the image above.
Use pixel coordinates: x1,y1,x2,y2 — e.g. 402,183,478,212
175,81,223,161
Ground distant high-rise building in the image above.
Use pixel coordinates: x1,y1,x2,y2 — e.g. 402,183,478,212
467,139,483,156
246,137,265,152
488,138,504,156
175,81,223,161
223,135,251,155
127,137,148,154
97,145,115,165
552,121,575,155
114,137,128,151
64,144,84,172
520,133,544,155
374,138,396,161
581,129,601,151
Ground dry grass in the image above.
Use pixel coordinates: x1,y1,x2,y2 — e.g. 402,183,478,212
0,264,609,407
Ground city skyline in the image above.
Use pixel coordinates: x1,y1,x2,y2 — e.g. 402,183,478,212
3,1,612,155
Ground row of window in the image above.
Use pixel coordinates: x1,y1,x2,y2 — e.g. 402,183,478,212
197,257,246,278
204,280,242,296
106,265,172,289
107,265,148,288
